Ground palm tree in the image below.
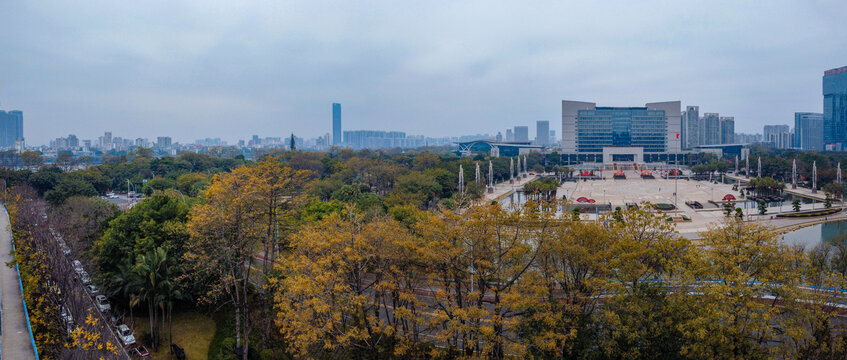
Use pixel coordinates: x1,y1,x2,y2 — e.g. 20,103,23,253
134,247,170,349
112,259,142,328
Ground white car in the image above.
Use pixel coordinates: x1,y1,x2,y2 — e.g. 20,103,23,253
86,284,99,296
95,295,111,312
80,271,91,285
61,244,71,255
61,306,76,333
61,306,73,325
72,260,83,272
116,324,136,346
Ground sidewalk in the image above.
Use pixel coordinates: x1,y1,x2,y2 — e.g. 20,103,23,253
0,206,37,359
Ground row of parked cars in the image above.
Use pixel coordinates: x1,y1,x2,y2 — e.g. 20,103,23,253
57,234,151,358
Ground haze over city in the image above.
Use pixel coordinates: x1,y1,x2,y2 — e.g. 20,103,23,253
2,0,847,145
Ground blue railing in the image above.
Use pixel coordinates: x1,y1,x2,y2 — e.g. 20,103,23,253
5,205,40,360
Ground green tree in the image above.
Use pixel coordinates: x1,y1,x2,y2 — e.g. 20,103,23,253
825,193,833,208
793,199,802,212
93,195,189,281
20,150,43,168
723,202,733,217
758,200,768,215
44,174,98,205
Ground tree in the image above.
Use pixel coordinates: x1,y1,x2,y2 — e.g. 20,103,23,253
20,150,43,168
825,193,833,208
735,207,744,219
793,199,802,212
175,172,210,197
44,174,98,205
51,196,118,254
290,133,296,151
93,195,189,281
186,161,310,360
682,220,806,358
133,247,172,350
276,211,430,358
723,202,733,217
758,200,768,215
56,151,75,170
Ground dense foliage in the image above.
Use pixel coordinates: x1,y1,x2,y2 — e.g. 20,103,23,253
6,148,847,359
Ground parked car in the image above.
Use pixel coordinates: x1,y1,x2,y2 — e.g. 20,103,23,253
86,284,99,295
61,244,71,255
80,271,91,285
116,324,136,346
72,260,83,272
95,295,111,312
132,345,151,358
61,306,74,333
61,306,73,324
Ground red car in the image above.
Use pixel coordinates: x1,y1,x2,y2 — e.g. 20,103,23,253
131,345,151,358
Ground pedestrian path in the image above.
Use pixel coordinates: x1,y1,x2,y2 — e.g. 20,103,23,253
0,205,37,360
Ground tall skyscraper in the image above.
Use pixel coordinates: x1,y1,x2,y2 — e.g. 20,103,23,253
332,103,342,145
682,106,699,148
700,113,721,145
720,117,735,144
535,121,549,145
795,112,824,151
513,126,529,142
505,129,514,142
0,109,24,148
824,66,847,149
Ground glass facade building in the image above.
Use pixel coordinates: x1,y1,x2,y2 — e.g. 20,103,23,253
332,103,342,145
574,107,667,153
0,110,24,149
824,66,847,148
795,112,824,151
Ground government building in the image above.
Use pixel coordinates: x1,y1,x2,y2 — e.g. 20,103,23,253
561,100,684,165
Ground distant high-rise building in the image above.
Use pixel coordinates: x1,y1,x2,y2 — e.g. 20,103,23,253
682,106,699,148
550,130,556,144
735,133,762,144
535,121,549,145
700,113,721,145
332,103,342,145
104,131,112,146
343,130,406,150
720,117,735,144
763,125,790,147
0,109,24,149
795,112,824,151
495,132,503,142
823,66,847,149
514,126,529,142
67,134,79,148
505,129,514,142
156,136,172,148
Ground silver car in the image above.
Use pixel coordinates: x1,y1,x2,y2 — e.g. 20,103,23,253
116,324,136,346
95,295,111,312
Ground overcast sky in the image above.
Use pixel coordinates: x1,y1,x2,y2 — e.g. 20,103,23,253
1,1,846,146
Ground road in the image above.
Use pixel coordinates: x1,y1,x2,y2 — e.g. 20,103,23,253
0,205,37,359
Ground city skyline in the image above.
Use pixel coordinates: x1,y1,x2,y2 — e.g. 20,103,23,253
1,1,846,145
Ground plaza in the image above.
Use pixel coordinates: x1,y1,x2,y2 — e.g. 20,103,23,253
558,169,742,236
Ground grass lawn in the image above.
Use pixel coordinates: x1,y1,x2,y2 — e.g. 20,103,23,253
133,311,216,360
